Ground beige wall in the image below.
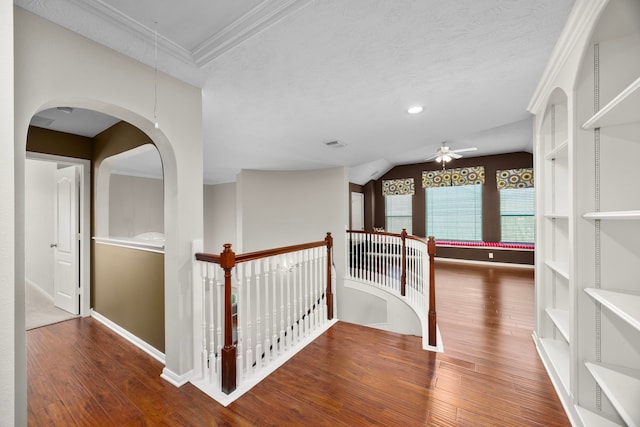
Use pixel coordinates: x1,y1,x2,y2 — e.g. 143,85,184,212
14,7,203,384
93,243,165,352
110,174,164,238
24,159,56,297
203,182,236,253
2,2,20,425
236,168,349,319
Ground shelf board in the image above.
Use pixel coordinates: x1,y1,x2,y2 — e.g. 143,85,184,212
583,210,640,220
582,76,640,129
545,308,570,343
539,338,570,392
545,213,569,219
585,362,640,427
545,140,569,160
576,406,622,427
545,261,570,280
584,288,640,333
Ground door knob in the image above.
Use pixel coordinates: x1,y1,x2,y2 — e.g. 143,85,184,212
50,243,57,248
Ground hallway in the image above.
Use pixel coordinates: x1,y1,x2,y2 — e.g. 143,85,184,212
27,262,569,425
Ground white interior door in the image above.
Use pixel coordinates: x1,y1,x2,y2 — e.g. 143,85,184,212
53,165,79,314
351,192,364,230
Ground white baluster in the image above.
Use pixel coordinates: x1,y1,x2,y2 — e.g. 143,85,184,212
310,248,317,331
303,249,310,335
279,255,286,353
235,264,244,385
199,262,209,381
263,258,270,364
291,252,298,344
286,255,292,349
271,257,278,359
319,249,326,324
245,263,253,376
255,260,263,372
207,264,216,384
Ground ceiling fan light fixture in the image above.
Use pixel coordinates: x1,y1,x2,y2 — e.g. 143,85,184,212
407,105,423,115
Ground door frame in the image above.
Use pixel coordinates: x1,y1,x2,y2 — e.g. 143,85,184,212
26,152,91,317
350,191,365,230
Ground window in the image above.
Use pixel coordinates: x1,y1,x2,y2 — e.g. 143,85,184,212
500,187,534,243
385,194,412,234
425,185,482,241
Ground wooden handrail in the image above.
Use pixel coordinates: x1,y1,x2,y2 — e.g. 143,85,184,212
195,233,334,394
195,239,329,264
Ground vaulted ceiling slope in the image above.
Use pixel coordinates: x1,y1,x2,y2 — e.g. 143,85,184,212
16,0,575,184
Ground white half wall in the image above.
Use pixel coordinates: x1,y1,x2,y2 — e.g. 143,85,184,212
14,7,203,382
24,159,56,297
203,182,237,253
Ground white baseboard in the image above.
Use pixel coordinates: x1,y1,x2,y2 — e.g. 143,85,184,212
90,310,165,364
436,257,534,269
161,367,193,387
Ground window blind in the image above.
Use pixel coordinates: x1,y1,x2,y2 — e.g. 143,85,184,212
426,184,482,241
385,194,412,234
500,187,535,243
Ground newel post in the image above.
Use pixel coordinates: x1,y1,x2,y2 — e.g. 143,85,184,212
325,232,334,320
427,236,437,347
219,244,237,394
400,229,407,296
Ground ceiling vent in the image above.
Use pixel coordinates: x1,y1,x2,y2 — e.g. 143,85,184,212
30,116,55,127
324,140,347,148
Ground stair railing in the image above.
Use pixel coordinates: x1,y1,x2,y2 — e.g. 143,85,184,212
194,233,334,395
346,229,437,348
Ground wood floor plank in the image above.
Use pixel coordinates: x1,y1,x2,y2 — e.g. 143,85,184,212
27,261,569,426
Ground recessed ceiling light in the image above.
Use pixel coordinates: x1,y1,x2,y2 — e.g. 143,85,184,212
407,106,423,114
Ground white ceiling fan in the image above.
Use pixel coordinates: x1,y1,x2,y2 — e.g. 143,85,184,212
426,143,477,163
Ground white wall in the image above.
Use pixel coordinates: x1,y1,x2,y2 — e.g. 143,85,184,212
109,174,164,238
14,8,203,385
1,3,19,425
203,183,237,253
237,168,349,319
24,159,56,297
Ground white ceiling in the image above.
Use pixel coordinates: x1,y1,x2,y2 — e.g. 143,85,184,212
18,0,575,184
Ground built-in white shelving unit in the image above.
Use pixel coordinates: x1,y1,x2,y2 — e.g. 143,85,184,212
582,76,640,130
583,210,640,220
530,0,640,425
545,308,570,343
544,260,570,280
584,288,640,333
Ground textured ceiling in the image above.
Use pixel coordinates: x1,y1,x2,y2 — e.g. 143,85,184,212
17,0,575,184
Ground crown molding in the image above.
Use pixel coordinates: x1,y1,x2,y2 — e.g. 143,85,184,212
63,0,313,68
66,0,194,64
527,0,607,114
192,0,314,67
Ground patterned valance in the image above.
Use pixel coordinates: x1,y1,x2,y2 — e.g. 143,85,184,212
422,166,485,188
382,178,415,196
496,168,534,190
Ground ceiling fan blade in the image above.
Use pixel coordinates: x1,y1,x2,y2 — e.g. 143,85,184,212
425,154,439,161
450,152,462,159
452,147,477,153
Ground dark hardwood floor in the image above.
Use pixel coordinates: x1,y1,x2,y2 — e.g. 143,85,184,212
27,261,569,426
